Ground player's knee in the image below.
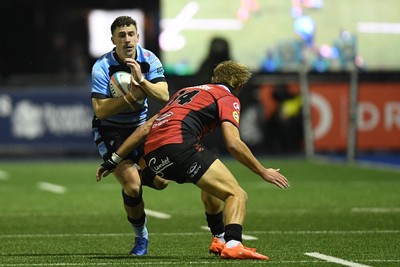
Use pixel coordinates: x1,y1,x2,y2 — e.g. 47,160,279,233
233,187,248,204
122,188,143,207
124,183,141,198
240,188,248,203
141,168,169,190
152,176,170,190
222,186,247,205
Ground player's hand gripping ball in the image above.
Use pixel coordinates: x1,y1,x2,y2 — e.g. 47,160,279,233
109,71,146,105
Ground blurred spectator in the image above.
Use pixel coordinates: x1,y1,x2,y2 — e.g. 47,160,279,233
45,33,71,74
260,49,280,73
311,50,330,72
195,37,232,155
238,85,267,154
332,30,366,70
264,84,303,153
276,40,305,71
196,37,231,84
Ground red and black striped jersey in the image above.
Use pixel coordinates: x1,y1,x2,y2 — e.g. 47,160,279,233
144,83,241,154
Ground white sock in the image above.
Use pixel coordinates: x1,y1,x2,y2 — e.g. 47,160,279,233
132,218,148,239
216,232,225,243
225,240,241,248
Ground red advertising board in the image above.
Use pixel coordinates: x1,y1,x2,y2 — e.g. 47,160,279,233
259,82,400,151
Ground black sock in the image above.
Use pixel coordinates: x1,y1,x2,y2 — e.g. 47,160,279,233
205,211,224,236
224,224,242,243
127,212,146,227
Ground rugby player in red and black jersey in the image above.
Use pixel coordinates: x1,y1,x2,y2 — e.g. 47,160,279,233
96,60,289,260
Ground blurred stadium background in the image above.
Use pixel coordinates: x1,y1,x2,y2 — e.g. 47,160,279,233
0,0,399,166
1,1,400,266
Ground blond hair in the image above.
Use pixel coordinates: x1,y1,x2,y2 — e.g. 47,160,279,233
211,60,252,88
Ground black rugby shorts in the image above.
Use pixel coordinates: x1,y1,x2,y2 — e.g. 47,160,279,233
143,143,217,184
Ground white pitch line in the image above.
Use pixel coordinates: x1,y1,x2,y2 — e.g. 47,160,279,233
2,229,400,239
200,226,258,240
0,170,10,180
37,182,66,194
305,252,372,267
352,207,400,213
145,209,171,219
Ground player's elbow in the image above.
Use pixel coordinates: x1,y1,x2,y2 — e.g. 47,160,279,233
92,100,109,120
94,110,108,120
158,83,170,103
160,94,170,104
224,139,241,154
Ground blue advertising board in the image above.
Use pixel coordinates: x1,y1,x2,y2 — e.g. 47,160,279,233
0,88,96,155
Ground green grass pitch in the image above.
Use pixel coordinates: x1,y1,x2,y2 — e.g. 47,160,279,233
0,158,399,266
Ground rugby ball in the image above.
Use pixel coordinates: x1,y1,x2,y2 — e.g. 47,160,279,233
109,72,146,108
109,71,131,98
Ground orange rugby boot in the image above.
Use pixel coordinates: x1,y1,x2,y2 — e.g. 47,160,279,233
209,237,257,256
209,237,224,255
220,243,268,260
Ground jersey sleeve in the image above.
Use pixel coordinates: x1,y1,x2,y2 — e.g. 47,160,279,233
145,53,165,82
91,63,111,98
217,95,241,128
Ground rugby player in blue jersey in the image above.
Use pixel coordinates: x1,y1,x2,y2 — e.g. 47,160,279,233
90,16,169,256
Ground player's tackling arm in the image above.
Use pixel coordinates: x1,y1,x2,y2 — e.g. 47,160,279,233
96,115,156,181
221,121,290,189
116,115,156,158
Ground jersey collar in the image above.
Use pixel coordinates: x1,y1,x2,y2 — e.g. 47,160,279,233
213,83,234,94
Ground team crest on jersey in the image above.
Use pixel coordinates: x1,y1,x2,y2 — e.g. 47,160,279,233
156,67,164,75
233,111,239,123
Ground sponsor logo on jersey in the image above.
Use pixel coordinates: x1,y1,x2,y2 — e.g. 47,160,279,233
148,156,173,177
153,111,173,128
233,111,239,123
233,102,240,110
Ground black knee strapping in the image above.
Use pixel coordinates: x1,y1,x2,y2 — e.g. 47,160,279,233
122,188,143,207
127,213,146,226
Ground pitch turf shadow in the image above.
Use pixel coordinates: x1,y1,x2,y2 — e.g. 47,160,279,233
91,255,183,260
2,252,111,257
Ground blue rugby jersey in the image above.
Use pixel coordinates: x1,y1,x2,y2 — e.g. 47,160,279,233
91,45,166,128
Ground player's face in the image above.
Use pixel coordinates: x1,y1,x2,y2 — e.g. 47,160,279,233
112,24,139,59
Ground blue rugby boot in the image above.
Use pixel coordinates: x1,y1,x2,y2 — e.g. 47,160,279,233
130,237,149,256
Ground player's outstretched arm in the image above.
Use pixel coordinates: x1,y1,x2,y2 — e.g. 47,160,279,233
96,115,157,181
118,115,156,158
96,153,121,181
220,121,289,189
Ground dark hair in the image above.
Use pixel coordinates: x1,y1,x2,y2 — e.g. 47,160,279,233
111,16,137,35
